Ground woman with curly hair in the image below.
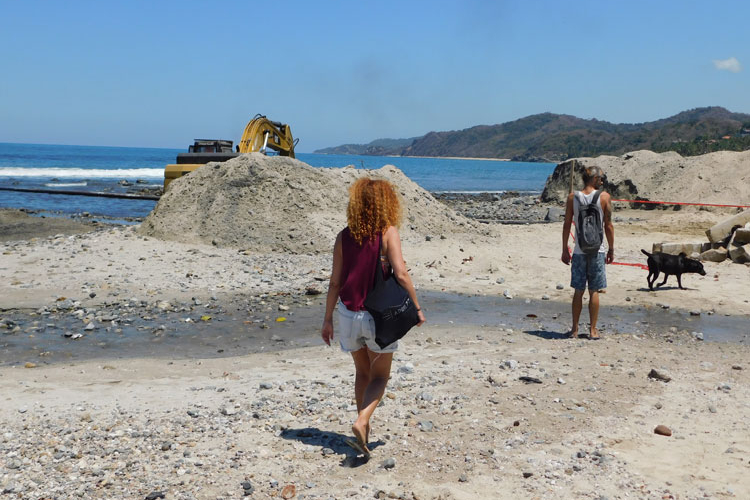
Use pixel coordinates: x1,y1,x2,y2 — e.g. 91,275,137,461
321,177,426,457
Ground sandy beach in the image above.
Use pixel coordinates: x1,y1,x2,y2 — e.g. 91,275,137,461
1,154,749,499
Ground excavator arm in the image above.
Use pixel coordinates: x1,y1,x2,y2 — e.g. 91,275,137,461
164,114,297,189
238,114,297,157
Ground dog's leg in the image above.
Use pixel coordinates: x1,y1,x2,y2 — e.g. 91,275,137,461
647,271,658,290
677,274,684,289
657,274,669,288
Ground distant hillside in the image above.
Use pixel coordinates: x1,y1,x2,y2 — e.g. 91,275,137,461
314,137,420,156
315,107,750,161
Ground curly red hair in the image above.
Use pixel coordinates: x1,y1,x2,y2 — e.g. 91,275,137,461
347,178,402,244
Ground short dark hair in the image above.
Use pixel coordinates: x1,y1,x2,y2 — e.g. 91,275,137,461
582,166,604,185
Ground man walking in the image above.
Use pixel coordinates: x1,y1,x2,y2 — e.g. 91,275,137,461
561,165,614,339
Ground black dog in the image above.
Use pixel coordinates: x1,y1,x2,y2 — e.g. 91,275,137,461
641,249,707,290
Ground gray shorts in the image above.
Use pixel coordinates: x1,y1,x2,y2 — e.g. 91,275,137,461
337,302,398,354
571,253,607,291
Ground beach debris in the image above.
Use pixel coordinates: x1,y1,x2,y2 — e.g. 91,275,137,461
522,472,534,478
519,376,542,384
275,317,287,322
654,425,672,436
200,315,211,321
281,484,296,499
647,369,671,382
24,362,36,368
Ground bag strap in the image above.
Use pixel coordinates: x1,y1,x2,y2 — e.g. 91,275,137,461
590,190,601,206
371,233,385,287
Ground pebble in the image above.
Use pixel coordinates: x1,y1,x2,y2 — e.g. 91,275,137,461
418,420,434,432
647,369,671,382
556,283,565,290
522,472,533,478
503,289,513,299
381,458,396,469
398,363,414,374
708,405,717,413
259,381,274,389
654,425,672,436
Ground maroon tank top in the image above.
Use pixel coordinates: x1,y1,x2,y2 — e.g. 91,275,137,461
339,227,383,311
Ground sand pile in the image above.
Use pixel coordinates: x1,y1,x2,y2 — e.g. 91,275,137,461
542,149,750,208
137,153,476,253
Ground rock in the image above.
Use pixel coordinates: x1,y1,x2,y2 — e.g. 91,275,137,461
145,492,165,500
708,405,717,413
556,283,565,290
732,365,743,370
541,294,550,300
545,207,565,222
654,425,672,436
522,472,533,478
496,277,505,284
397,363,414,374
418,420,434,432
692,331,704,341
458,474,469,482
305,286,322,295
706,209,750,243
700,247,728,263
557,378,565,385
488,374,504,386
503,289,513,299
503,359,518,370
381,458,396,469
259,382,273,389
647,369,671,382
728,245,750,264
519,376,543,384
241,481,254,494
718,383,731,392
278,304,289,311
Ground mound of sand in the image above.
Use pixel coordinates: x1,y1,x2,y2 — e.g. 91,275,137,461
137,153,476,253
541,149,750,208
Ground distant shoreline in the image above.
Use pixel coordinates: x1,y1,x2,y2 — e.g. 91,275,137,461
313,152,513,161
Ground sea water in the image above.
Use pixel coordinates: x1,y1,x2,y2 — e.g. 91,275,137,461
0,143,556,219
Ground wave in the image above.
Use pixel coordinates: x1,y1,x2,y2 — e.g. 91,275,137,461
44,182,88,187
0,167,164,179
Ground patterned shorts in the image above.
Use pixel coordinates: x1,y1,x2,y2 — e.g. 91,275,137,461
570,253,607,291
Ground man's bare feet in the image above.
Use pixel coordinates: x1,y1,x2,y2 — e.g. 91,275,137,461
568,329,579,339
589,328,600,340
351,422,370,454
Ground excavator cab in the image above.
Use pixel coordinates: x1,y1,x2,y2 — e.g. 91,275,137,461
163,115,297,190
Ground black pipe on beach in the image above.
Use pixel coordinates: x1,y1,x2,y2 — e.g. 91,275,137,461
0,186,160,201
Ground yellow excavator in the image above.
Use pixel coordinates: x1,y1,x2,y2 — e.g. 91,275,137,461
164,114,297,189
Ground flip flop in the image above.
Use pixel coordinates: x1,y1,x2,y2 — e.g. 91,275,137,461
344,437,370,457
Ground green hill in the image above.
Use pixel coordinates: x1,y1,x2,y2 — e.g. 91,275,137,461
314,107,750,161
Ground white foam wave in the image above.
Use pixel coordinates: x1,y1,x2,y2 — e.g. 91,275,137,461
0,167,164,179
44,182,88,187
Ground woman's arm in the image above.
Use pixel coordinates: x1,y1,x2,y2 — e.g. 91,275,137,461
321,232,344,345
383,226,426,326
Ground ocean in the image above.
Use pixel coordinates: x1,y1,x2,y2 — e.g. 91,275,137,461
0,142,556,220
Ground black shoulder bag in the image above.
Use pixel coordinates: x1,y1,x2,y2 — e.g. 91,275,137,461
363,236,419,348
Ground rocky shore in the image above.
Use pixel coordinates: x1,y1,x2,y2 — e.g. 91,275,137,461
2,153,749,499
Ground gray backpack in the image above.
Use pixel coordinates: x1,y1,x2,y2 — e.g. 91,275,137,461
576,190,603,254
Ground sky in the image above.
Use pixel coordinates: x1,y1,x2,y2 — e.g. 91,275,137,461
1,0,748,152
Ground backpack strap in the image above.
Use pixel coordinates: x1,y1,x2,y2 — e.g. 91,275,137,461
590,190,601,206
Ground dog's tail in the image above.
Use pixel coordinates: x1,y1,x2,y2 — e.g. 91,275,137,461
641,249,651,257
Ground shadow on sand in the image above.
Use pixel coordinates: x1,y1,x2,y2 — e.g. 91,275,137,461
523,329,571,340
279,427,385,468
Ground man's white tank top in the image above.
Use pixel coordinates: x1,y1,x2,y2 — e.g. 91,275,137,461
572,190,605,255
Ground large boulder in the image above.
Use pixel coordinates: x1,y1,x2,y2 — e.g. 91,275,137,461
541,150,750,210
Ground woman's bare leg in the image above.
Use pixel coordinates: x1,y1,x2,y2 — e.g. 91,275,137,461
351,349,393,451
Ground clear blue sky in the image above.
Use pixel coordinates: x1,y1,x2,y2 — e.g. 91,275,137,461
1,0,748,152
